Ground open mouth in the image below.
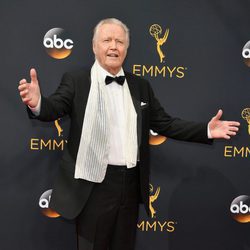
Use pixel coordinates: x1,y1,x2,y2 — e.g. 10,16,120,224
107,53,119,58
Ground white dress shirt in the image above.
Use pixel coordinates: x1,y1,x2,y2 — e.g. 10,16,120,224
97,64,128,166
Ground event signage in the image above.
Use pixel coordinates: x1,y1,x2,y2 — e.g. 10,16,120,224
39,189,60,218
224,109,250,158
230,195,250,223
242,40,250,67
30,119,67,151
132,24,187,79
137,183,177,233
43,28,74,59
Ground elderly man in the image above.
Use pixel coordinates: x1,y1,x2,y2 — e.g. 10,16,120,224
18,18,240,250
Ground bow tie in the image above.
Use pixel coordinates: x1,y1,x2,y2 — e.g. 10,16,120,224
105,75,126,85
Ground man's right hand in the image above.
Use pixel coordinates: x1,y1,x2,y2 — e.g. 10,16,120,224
18,68,41,108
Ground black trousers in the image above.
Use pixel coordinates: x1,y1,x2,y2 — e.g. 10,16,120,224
76,165,140,250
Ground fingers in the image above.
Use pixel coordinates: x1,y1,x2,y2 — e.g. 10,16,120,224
217,129,235,140
30,68,38,83
18,79,28,94
18,79,27,90
18,78,31,105
227,121,241,127
18,78,28,91
19,89,30,100
224,121,240,134
22,97,32,105
19,78,27,85
228,126,239,132
224,122,240,139
227,131,237,136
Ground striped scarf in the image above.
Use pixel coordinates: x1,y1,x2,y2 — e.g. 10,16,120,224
74,61,137,182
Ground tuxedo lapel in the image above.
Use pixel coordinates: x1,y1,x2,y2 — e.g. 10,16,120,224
125,73,142,146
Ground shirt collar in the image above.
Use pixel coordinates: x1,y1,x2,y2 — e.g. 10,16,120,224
96,60,124,83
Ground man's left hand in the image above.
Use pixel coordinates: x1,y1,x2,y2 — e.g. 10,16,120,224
208,109,240,139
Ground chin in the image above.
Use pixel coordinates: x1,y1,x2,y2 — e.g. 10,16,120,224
106,64,121,73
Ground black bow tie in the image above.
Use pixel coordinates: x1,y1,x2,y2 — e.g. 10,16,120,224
105,75,126,85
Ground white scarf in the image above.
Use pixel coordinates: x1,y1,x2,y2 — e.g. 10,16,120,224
74,61,137,182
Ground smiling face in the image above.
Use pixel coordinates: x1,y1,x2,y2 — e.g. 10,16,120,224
93,23,128,75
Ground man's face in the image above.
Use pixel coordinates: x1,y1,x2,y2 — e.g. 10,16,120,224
93,23,128,75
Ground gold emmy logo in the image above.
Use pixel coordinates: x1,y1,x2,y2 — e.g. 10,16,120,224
149,184,161,218
137,183,177,232
241,108,250,134
149,24,169,63
30,118,67,151
54,119,63,137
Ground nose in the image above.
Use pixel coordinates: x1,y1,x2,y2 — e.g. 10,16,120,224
110,39,117,49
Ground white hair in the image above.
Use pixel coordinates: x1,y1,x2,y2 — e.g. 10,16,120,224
93,18,130,48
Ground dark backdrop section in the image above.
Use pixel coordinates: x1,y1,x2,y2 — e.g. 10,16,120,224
167,166,246,250
1,0,250,249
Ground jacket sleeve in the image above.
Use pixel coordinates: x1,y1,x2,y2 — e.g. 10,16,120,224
148,83,212,144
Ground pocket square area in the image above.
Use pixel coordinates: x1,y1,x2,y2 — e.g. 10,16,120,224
141,101,147,106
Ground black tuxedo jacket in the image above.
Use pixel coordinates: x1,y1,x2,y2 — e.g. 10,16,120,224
29,69,212,219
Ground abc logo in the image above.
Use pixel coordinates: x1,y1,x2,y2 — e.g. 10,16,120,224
43,28,73,59
230,195,250,223
149,130,167,145
242,41,250,67
242,48,250,58
39,189,60,218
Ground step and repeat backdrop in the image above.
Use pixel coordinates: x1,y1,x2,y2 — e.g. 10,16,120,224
1,0,250,249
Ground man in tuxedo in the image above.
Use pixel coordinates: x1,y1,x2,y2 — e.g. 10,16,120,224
18,18,240,250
